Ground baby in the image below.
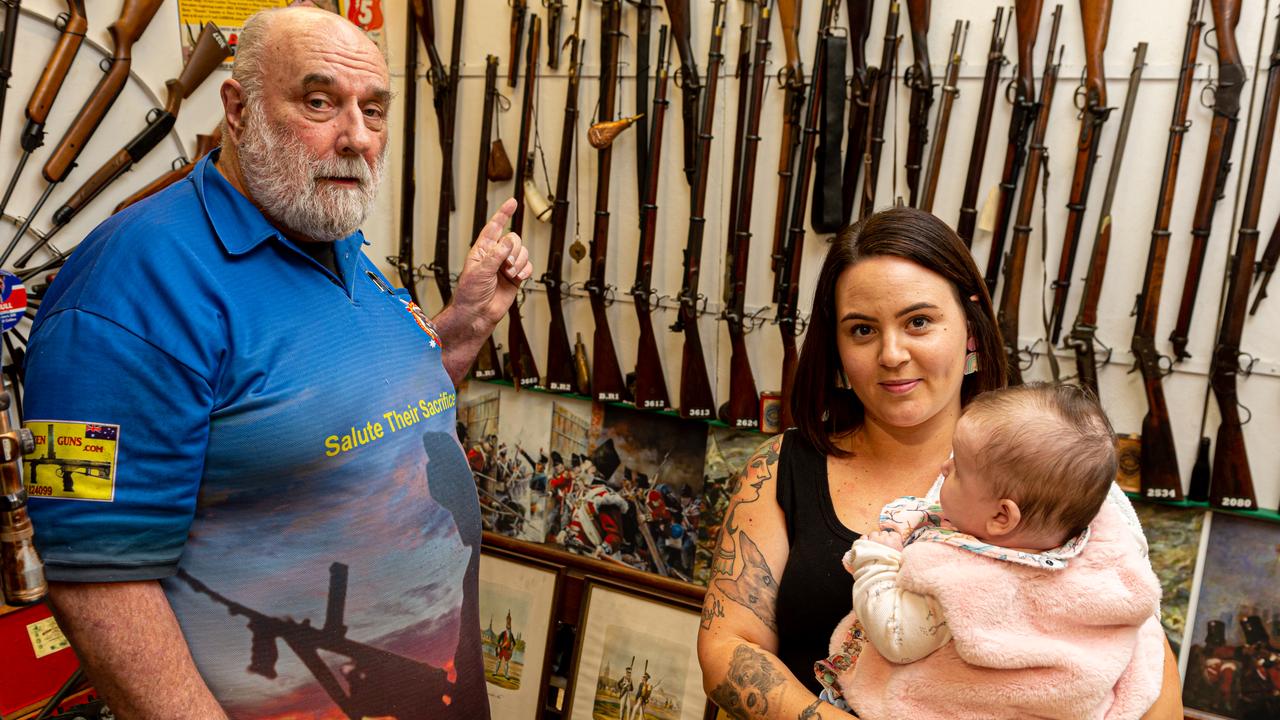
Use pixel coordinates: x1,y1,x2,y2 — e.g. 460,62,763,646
816,383,1166,720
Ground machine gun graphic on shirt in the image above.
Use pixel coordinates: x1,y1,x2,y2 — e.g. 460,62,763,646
27,424,112,492
176,563,454,719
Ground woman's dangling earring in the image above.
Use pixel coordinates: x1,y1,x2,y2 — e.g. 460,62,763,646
837,366,851,389
964,336,979,375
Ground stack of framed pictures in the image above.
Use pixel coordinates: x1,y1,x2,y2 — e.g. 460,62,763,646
479,542,716,720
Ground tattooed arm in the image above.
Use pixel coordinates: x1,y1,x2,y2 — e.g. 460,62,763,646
697,437,857,720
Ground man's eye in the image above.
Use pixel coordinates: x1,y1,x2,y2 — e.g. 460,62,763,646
364,106,385,119
307,97,329,110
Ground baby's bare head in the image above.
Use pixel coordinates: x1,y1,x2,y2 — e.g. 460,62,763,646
955,383,1116,543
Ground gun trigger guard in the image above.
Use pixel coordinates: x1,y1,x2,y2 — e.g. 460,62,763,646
603,285,618,307
1003,73,1018,104
796,313,811,336
170,156,188,171
1238,351,1258,377
1093,336,1114,367
55,12,69,31
1201,80,1218,109
147,107,163,124
99,57,113,73
515,286,529,308
1157,354,1175,378
1238,399,1253,426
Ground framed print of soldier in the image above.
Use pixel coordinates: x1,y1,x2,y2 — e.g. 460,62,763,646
566,579,716,720
478,545,563,719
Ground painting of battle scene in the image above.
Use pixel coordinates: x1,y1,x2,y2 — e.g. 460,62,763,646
1182,514,1280,720
458,387,567,544
588,625,689,720
1133,503,1204,654
551,406,710,581
693,428,767,586
478,580,531,689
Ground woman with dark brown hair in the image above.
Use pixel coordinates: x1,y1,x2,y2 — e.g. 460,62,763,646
696,207,1182,718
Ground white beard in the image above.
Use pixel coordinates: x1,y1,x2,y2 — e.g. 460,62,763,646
237,103,386,242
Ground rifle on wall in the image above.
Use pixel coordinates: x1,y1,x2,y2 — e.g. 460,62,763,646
1132,0,1201,503
1204,6,1280,512
662,0,701,186
114,126,220,214
414,0,466,308
5,0,165,262
546,0,565,68
673,0,728,419
507,17,543,388
997,4,1062,386
0,0,86,220
397,4,423,304
903,0,934,208
508,0,527,87
471,56,505,381
984,0,1045,295
1066,42,1144,397
721,1,771,429
542,9,584,394
779,0,841,425
632,27,672,411
920,20,967,213
21,23,228,263
1169,0,1245,360
956,7,1009,245
770,0,807,288
859,2,900,219
634,0,655,209
838,0,874,227
586,0,629,402
0,0,19,142
1047,0,1114,345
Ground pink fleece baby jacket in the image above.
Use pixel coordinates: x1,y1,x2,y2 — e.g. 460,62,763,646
837,499,1166,720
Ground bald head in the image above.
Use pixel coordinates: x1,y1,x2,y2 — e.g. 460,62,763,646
233,7,388,102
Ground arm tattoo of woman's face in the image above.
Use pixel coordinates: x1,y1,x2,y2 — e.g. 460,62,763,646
713,436,782,577
709,645,786,719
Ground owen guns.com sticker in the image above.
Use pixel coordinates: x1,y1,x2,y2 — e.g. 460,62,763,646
23,421,119,502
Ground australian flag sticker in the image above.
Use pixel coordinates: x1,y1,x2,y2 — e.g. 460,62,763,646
0,270,26,333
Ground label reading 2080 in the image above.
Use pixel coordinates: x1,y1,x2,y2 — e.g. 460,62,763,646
1219,497,1253,509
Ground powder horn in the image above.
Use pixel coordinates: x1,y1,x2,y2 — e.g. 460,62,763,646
587,114,645,149
524,180,553,223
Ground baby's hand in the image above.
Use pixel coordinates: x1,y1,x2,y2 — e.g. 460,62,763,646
865,529,904,551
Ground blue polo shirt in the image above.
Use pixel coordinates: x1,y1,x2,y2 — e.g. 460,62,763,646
23,151,488,719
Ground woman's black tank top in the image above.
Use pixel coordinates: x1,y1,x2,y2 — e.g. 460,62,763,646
774,429,861,695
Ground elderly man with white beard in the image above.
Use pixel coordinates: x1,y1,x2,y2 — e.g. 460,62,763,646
21,7,527,719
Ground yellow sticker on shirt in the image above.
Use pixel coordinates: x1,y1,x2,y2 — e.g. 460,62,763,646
22,421,119,502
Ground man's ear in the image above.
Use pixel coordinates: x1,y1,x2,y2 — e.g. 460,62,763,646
221,78,248,142
984,498,1022,539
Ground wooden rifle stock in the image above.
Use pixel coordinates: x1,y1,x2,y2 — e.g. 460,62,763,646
956,7,1009,245
587,0,628,402
1205,4,1280,512
114,127,220,214
1066,42,1143,398
673,0,727,419
41,0,163,185
903,0,934,208
859,1,900,219
508,0,527,87
839,0,875,227
507,17,543,388
471,57,504,381
720,2,771,430
662,0,701,186
0,0,85,220
1131,1,1200,502
1170,0,1244,360
984,0,1044,295
920,20,967,212
997,5,1061,386
1048,0,1113,345
542,22,583,395
34,23,228,259
632,27,672,411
